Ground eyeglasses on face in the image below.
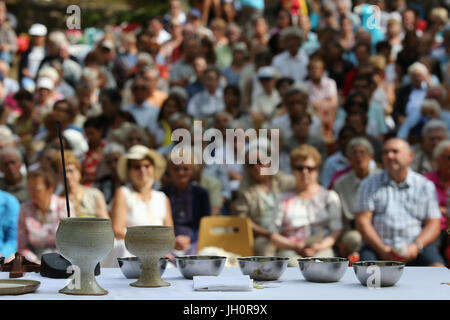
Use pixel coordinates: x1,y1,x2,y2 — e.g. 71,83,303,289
293,165,317,172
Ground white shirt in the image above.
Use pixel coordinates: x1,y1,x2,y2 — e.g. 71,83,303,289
157,29,171,45
251,89,280,116
272,50,309,83
187,88,224,119
27,46,45,78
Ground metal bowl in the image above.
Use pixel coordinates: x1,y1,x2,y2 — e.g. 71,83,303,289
353,261,405,287
297,257,349,282
117,257,169,279
175,255,226,279
237,256,289,281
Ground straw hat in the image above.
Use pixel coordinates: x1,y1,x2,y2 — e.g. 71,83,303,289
117,145,166,183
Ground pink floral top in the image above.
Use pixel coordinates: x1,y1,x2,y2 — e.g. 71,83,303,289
18,195,71,264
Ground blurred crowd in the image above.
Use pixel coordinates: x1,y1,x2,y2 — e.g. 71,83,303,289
0,0,449,268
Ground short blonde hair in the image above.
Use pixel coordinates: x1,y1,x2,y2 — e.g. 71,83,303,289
55,149,81,174
290,145,322,168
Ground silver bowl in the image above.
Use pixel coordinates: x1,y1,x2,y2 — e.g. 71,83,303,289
117,257,169,279
175,255,226,279
297,257,349,282
237,256,289,281
353,261,405,287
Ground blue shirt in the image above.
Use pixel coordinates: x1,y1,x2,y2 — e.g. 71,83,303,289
122,101,159,131
0,190,20,258
354,170,441,248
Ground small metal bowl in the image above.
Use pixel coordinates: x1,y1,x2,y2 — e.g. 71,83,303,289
237,256,289,281
175,255,226,279
297,257,349,282
117,257,169,279
353,261,405,287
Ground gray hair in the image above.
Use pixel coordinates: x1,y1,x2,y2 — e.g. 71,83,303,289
345,137,374,157
81,67,98,84
280,27,303,42
0,146,23,163
0,125,14,145
168,112,192,128
422,119,448,137
433,139,450,159
103,142,125,156
140,65,160,78
421,99,441,115
408,62,429,76
136,52,154,66
285,82,309,98
48,31,68,48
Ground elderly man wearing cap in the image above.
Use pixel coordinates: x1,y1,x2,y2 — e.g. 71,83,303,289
104,145,173,267
19,23,47,84
99,39,127,90
251,66,280,123
187,8,213,40
34,77,55,118
271,27,309,83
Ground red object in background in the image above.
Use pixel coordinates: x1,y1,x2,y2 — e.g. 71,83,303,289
347,253,360,266
416,19,427,32
157,64,169,81
17,34,30,54
445,244,450,267
122,22,142,33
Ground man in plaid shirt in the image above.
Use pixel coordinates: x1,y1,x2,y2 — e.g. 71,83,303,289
354,138,445,266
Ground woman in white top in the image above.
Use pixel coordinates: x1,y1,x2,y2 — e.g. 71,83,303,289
270,145,343,266
102,145,173,267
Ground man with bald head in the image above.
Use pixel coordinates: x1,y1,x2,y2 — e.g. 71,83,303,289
354,138,444,266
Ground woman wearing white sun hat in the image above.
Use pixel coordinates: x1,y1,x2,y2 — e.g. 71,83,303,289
102,145,173,267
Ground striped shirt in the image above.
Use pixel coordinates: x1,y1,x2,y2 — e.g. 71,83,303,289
354,169,441,248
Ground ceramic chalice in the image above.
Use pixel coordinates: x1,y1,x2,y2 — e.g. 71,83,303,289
55,218,114,295
125,226,175,287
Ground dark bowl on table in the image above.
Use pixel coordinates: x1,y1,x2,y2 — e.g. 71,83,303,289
237,256,289,281
297,257,349,282
353,261,404,287
117,257,169,279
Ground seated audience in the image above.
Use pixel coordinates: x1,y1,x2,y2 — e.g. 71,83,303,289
355,138,445,266
56,150,109,219
270,145,343,266
333,137,381,260
0,146,28,203
162,149,211,255
233,147,294,256
104,145,172,267
18,169,68,264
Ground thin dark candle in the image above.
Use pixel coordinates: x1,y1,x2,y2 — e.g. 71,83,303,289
56,121,71,218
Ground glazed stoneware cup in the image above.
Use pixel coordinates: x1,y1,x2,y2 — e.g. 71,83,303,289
55,218,114,295
125,226,175,287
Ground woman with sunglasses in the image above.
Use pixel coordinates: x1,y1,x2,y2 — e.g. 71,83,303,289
270,145,343,266
103,145,173,267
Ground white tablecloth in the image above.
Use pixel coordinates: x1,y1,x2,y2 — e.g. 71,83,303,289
0,267,449,300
